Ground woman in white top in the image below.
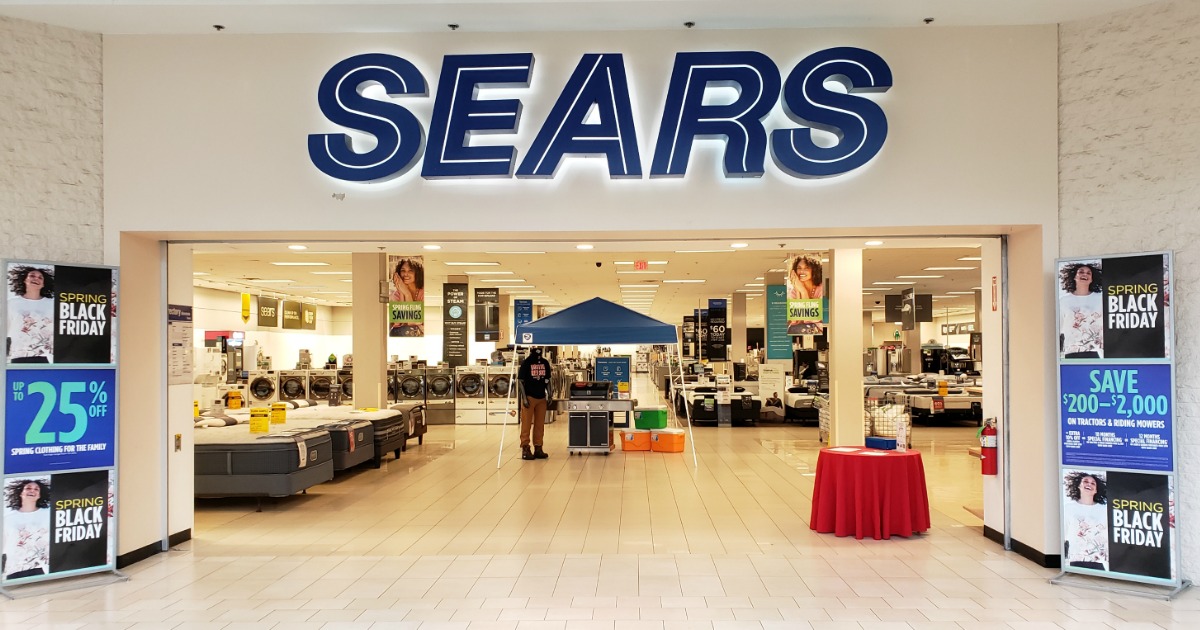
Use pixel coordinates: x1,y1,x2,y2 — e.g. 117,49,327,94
1062,471,1108,570
3,478,51,579
7,266,55,363
1058,262,1103,359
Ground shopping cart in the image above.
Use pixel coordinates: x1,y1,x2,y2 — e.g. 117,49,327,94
865,397,912,448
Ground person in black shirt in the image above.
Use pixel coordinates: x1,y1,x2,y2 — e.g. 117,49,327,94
517,347,552,460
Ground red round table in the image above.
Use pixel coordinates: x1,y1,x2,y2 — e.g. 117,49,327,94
809,447,931,540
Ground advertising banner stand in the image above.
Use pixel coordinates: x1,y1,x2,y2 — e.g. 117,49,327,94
1,260,125,597
1050,251,1190,599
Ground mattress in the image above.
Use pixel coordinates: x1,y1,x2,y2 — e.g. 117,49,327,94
194,425,334,498
390,402,427,446
316,419,375,470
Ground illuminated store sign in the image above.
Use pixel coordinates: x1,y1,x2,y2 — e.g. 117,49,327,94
309,48,892,183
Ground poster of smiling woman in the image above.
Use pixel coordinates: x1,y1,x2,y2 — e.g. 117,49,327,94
6,261,117,365
786,254,826,335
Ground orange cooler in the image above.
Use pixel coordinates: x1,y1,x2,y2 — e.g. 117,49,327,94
650,428,686,453
620,429,651,451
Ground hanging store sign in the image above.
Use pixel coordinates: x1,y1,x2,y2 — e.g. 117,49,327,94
474,288,500,342
706,299,728,361
766,285,790,360
514,299,534,331
309,48,892,183
442,283,468,367
681,316,695,358
257,297,279,328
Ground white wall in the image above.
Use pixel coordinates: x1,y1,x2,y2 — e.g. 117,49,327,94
1060,0,1200,578
0,15,102,262
102,27,1057,246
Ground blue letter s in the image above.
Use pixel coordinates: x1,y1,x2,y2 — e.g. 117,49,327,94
772,47,892,178
307,53,427,182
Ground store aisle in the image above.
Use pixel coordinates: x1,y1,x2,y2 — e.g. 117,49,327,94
0,376,1184,627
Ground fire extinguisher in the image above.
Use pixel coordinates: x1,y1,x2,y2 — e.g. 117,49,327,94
979,418,998,475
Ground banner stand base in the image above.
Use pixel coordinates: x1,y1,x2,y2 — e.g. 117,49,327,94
1050,571,1191,601
0,569,128,600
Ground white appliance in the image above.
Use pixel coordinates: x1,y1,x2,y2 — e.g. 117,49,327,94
307,369,337,402
246,370,278,405
486,366,517,424
454,366,487,424
424,367,455,425
278,370,308,401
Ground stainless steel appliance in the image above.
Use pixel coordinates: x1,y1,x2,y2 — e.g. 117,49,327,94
397,368,426,401
307,369,338,402
424,367,455,425
277,370,307,401
485,366,516,424
454,366,486,424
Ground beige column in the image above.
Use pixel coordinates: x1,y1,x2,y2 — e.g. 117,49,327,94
731,292,747,362
352,253,387,407
828,249,865,447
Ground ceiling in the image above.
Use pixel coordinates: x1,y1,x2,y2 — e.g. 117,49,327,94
0,0,1154,35
190,236,987,328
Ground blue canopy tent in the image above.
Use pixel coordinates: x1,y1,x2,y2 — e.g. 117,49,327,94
499,298,698,466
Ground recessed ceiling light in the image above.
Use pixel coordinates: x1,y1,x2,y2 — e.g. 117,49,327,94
622,290,657,294
506,290,543,294
311,271,352,275
296,250,351,254
663,279,706,284
422,244,441,250
755,277,764,280
313,291,351,295
484,251,545,255
444,261,499,266
768,268,785,273
674,249,734,253
731,243,749,248
576,244,594,250
735,289,764,293
619,285,658,289
873,281,915,285
479,278,527,283
250,279,295,283
947,291,976,294
897,275,943,279
193,272,209,276
497,285,534,289
288,245,308,250
271,262,330,266
958,256,982,261
924,267,977,271
865,240,884,246
744,283,764,287
464,271,514,275
971,286,982,290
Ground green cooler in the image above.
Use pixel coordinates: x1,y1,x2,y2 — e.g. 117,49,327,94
634,405,668,430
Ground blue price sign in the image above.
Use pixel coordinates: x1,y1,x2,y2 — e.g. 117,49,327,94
5,369,116,474
1060,363,1172,472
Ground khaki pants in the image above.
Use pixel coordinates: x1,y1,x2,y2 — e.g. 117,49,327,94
520,397,547,447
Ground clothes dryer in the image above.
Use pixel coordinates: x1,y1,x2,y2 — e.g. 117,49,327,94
338,369,353,402
454,366,486,424
424,367,455,425
278,370,308,402
486,366,517,424
307,369,338,402
246,370,278,405
397,368,426,402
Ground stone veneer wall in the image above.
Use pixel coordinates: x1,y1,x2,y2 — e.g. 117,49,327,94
0,15,103,263
1060,0,1200,579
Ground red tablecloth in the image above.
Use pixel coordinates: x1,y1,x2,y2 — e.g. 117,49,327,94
809,447,930,540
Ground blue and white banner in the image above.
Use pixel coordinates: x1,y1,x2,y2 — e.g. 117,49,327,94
514,299,533,331
1056,251,1178,588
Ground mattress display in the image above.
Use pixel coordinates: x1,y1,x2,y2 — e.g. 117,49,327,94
194,426,334,498
316,419,374,470
730,394,761,426
390,402,427,446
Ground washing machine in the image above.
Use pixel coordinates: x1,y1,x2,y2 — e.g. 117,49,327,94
486,366,517,424
307,369,338,402
246,370,278,405
454,366,487,424
338,368,353,402
278,370,308,401
386,368,399,402
424,367,455,425
397,368,426,402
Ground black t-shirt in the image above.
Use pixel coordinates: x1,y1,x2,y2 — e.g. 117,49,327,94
518,355,552,399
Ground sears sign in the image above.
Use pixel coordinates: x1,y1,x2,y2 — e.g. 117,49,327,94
308,48,892,183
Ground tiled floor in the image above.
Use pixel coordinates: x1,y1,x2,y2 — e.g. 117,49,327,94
2,377,1192,628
